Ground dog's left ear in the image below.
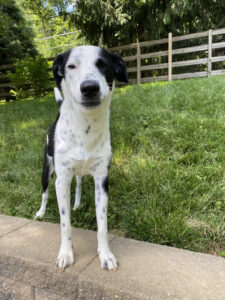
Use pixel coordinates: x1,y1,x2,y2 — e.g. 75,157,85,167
110,52,128,83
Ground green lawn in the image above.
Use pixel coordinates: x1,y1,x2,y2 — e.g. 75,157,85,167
0,76,225,256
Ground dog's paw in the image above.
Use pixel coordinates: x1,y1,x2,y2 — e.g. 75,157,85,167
72,202,80,211
98,250,118,271
34,209,45,220
57,246,74,270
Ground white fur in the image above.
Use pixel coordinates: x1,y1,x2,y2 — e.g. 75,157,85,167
36,46,118,271
73,176,82,210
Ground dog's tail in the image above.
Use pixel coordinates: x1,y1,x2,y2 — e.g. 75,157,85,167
54,87,63,107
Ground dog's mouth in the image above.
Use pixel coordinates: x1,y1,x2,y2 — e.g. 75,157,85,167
81,101,101,108
81,95,101,108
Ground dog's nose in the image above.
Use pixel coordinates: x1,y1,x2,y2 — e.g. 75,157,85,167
80,80,100,98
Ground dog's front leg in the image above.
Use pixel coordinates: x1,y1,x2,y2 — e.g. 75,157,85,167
94,175,118,271
55,175,74,270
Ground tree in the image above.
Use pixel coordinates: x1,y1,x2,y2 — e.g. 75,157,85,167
0,0,37,64
69,0,129,46
18,0,83,57
69,0,225,47
20,0,70,37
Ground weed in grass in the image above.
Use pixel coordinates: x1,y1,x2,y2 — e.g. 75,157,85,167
0,76,225,255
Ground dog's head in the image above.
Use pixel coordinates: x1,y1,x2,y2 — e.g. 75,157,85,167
53,46,128,108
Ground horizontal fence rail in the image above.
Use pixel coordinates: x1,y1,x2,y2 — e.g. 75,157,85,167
1,28,225,100
108,28,225,84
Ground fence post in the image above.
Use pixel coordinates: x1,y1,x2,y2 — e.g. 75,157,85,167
208,29,212,77
168,32,172,81
137,40,141,84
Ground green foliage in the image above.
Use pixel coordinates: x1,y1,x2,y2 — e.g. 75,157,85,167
7,56,52,99
18,0,84,57
33,17,85,57
13,0,225,57
0,75,225,255
8,0,225,54
0,0,37,64
69,0,225,46
20,0,70,32
70,0,129,46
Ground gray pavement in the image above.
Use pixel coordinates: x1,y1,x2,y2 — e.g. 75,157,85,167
0,214,224,300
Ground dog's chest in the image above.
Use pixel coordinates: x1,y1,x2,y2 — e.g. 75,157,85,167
54,112,111,172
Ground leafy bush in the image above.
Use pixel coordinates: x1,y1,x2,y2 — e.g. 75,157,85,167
7,55,52,99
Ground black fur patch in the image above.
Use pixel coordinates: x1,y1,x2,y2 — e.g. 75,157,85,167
102,176,108,194
110,51,128,83
46,114,60,157
41,155,49,192
97,48,128,90
57,99,63,106
86,125,91,134
53,50,71,88
41,116,60,193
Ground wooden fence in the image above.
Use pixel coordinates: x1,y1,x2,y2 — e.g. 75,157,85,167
1,28,225,100
108,28,225,84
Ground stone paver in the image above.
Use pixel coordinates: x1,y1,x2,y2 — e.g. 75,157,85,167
0,215,225,300
0,220,96,272
0,219,114,273
35,287,71,300
0,276,33,300
78,236,225,300
0,214,31,237
0,217,114,299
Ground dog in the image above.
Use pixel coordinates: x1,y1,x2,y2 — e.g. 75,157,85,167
35,46,128,271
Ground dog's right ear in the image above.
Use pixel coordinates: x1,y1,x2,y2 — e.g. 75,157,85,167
53,50,71,88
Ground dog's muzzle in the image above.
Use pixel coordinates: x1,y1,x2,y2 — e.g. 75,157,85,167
80,80,100,107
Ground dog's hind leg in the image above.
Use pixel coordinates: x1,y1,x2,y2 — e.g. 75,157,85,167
35,150,54,220
73,176,82,211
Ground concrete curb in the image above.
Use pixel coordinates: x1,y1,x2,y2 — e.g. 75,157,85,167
0,214,224,300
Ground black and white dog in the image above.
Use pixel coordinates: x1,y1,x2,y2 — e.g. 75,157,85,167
35,46,128,271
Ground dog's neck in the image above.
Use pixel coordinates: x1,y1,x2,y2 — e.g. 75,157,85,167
62,90,111,130
59,89,112,159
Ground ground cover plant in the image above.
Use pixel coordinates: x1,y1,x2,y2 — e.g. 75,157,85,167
0,75,224,256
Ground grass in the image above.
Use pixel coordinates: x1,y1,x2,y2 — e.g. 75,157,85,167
0,76,225,256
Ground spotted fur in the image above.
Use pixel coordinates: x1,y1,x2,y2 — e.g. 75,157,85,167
35,46,128,271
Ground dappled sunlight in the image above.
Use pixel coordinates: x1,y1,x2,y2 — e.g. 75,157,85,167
142,81,170,89
0,136,6,146
113,146,133,165
113,149,153,177
0,97,34,107
21,96,34,102
132,156,148,168
17,119,37,129
186,218,211,229
39,93,54,103
115,84,133,95
0,100,7,105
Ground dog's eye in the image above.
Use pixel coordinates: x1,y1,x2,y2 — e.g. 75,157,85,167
96,59,108,69
68,64,76,69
